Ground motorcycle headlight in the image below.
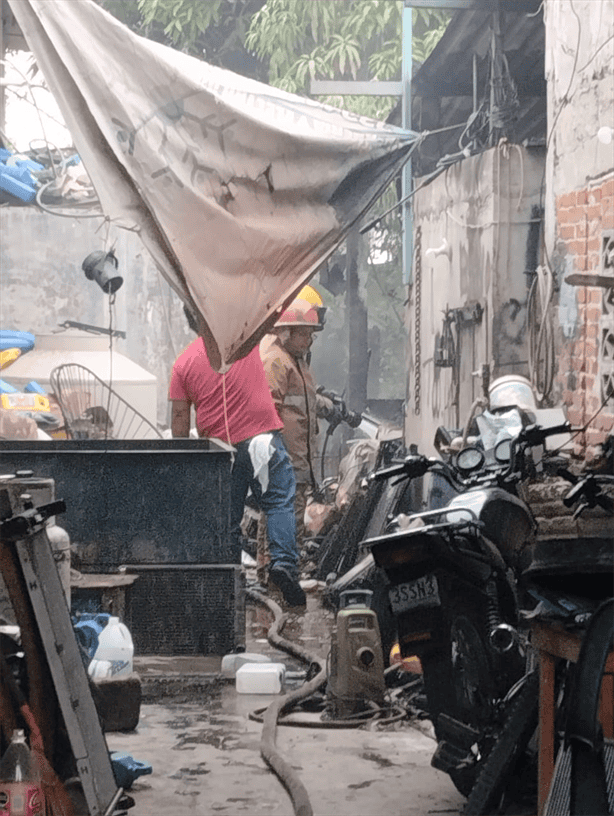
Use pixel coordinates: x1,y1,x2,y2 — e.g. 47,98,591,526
494,437,513,463
455,446,485,474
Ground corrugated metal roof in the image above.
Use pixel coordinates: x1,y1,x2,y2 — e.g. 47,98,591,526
405,6,546,176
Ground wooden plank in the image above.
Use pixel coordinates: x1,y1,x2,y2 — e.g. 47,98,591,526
537,652,556,816
71,573,139,589
532,620,614,671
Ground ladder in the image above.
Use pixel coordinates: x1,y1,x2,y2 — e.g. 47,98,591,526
0,493,122,816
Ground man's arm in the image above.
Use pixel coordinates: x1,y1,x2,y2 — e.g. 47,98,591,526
264,358,289,416
171,399,192,437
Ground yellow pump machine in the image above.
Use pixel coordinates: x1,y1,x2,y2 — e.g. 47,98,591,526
326,590,386,719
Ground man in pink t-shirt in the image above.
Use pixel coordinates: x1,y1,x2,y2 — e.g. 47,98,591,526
169,311,306,609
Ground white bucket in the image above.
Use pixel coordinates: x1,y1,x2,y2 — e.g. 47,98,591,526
221,652,271,678
489,375,537,413
88,616,134,679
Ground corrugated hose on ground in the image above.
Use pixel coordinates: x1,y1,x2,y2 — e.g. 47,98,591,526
244,588,408,816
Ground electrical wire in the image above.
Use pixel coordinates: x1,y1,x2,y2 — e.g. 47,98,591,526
3,85,71,156
530,1,582,405
35,177,105,219
541,0,582,188
0,58,56,173
549,392,614,456
577,33,614,74
526,0,544,18
105,291,116,441
360,164,447,234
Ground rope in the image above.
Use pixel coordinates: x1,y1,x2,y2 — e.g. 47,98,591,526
221,372,235,465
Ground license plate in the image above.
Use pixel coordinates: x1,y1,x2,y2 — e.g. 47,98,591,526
389,574,440,615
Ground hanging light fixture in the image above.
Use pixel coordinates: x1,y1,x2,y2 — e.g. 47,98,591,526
81,249,123,294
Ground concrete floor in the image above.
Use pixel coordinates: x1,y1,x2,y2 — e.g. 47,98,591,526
106,697,467,816
102,589,515,816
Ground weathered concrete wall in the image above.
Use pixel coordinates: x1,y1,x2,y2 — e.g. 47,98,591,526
405,144,545,453
544,0,614,460
0,208,193,426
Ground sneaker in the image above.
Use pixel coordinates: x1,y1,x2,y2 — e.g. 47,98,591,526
268,566,306,609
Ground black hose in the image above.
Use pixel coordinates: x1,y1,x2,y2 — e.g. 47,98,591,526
245,588,326,816
250,702,408,728
245,588,325,669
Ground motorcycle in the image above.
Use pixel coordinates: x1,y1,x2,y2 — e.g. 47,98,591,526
364,415,577,810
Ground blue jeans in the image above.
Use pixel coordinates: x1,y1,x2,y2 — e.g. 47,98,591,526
230,431,298,579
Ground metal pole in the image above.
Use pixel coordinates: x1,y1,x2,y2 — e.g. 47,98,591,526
346,227,368,413
402,2,413,285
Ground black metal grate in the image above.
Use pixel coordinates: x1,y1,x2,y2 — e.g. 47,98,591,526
124,565,244,656
0,440,233,568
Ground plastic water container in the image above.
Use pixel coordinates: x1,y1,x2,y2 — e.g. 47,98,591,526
235,663,286,694
89,616,134,679
221,652,271,678
74,613,110,659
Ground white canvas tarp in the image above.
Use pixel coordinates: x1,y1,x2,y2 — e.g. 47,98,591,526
8,0,417,370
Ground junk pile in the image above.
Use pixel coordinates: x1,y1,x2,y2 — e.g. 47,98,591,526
0,330,63,440
301,427,413,662
0,145,97,211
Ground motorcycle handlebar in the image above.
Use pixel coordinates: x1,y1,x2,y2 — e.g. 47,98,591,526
516,421,572,447
371,422,575,487
371,454,431,482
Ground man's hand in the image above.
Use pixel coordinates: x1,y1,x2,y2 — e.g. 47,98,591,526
171,399,191,437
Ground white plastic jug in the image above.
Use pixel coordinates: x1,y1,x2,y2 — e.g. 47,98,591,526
88,616,134,679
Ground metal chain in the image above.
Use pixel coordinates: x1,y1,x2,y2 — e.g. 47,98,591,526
414,225,422,415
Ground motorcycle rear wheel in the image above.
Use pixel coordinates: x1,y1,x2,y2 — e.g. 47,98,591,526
463,671,539,815
421,603,525,798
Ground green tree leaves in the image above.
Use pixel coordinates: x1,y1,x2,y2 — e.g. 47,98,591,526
137,0,223,47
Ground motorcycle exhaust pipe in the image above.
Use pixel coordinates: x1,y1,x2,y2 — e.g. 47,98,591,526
489,623,517,654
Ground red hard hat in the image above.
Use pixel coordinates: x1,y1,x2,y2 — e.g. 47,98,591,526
275,298,322,330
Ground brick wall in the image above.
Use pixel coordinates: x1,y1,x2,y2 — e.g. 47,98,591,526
555,175,614,461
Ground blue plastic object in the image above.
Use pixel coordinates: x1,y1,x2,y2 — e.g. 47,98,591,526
110,753,153,789
0,172,36,203
73,613,111,659
5,155,44,174
24,381,47,395
0,151,40,202
0,379,19,394
2,163,34,185
0,331,35,352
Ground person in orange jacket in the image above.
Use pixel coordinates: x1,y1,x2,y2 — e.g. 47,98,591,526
259,291,335,563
